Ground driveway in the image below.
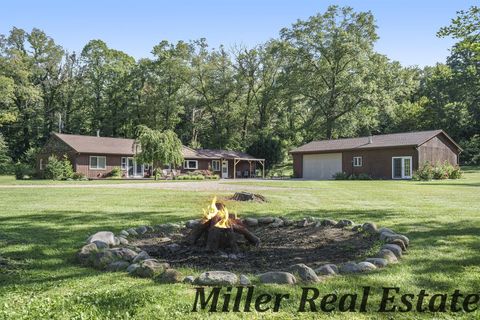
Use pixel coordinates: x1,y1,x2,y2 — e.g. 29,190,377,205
0,180,290,192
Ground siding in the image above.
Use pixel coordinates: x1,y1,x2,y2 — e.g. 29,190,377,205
75,154,125,178
342,147,418,179
292,154,303,178
417,135,459,166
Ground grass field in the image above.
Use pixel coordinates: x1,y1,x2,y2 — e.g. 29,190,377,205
0,168,479,319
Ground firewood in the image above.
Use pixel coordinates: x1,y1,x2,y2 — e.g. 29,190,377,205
232,224,260,246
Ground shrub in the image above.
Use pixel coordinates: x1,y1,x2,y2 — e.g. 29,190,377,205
414,162,462,181
72,172,87,180
44,155,74,180
449,166,463,179
109,167,123,179
357,173,372,180
333,172,349,180
14,162,34,180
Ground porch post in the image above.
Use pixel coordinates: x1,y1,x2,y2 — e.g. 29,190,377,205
248,161,252,178
233,158,236,180
261,160,265,179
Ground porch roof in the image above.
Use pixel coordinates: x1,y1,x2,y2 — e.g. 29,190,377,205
182,146,263,161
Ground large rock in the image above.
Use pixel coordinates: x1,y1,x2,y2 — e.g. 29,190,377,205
239,274,251,286
106,261,130,272
195,271,238,286
258,217,275,224
183,276,195,284
134,259,169,278
356,261,377,272
314,264,338,276
385,234,410,247
136,226,148,235
339,262,359,274
126,228,138,236
270,218,284,228
92,240,109,249
157,269,183,283
119,230,130,237
321,219,337,227
336,219,354,228
118,237,129,245
388,239,407,252
243,218,259,227
77,243,98,263
132,251,151,263
91,250,117,269
381,244,402,258
366,258,388,268
362,222,378,233
185,220,201,229
127,263,140,274
258,272,296,285
87,231,116,246
288,264,320,283
109,248,138,262
377,249,398,263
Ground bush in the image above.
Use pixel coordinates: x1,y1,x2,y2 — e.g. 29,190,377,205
357,173,372,180
333,172,349,180
14,162,34,180
414,161,462,181
72,172,87,180
109,167,123,179
175,174,206,180
460,135,480,165
44,155,74,180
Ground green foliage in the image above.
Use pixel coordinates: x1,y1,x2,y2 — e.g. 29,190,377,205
460,135,480,165
0,134,12,174
71,172,87,180
109,167,123,179
247,135,282,170
135,126,184,180
174,174,205,180
14,162,34,180
333,172,349,180
44,155,74,180
414,161,463,181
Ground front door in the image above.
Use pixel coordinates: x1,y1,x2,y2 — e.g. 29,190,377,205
128,158,135,177
221,160,229,178
392,157,412,179
127,157,144,178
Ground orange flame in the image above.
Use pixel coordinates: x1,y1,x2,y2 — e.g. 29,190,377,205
202,196,236,229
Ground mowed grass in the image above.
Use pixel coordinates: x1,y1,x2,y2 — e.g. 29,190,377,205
0,169,479,319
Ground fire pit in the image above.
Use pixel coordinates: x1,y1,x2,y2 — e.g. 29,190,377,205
77,197,410,285
187,197,260,252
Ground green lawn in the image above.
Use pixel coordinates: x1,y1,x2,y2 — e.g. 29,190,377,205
0,169,479,319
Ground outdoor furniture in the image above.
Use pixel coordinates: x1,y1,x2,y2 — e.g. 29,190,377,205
243,170,249,178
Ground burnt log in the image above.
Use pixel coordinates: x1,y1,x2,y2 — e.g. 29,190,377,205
232,224,261,246
232,192,266,202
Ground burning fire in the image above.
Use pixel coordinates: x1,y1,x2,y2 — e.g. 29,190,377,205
202,196,237,229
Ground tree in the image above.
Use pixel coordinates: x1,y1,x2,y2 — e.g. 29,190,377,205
0,133,12,173
247,135,283,170
280,6,379,140
135,125,184,179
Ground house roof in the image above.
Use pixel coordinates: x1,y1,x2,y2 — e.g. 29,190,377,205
182,146,261,160
290,130,462,154
52,133,262,160
53,133,136,155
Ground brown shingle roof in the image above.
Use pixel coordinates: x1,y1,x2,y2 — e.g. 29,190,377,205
54,133,136,155
182,146,260,160
54,133,263,159
290,130,461,153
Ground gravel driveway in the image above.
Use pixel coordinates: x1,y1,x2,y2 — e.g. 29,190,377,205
0,180,290,192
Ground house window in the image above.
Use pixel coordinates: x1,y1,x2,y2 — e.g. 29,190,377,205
353,156,363,167
90,156,106,170
39,159,44,170
184,160,198,169
121,157,127,170
211,160,220,171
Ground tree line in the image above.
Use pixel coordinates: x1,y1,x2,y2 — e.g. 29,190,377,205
0,5,478,171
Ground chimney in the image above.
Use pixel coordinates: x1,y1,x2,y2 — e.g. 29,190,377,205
368,135,373,144
96,130,100,137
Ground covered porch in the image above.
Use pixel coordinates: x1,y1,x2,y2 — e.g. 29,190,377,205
230,157,265,179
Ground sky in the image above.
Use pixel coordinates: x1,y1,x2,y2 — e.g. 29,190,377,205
0,0,476,67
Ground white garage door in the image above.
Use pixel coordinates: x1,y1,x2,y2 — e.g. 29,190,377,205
303,153,342,180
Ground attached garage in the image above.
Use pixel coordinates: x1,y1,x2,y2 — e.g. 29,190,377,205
302,153,342,180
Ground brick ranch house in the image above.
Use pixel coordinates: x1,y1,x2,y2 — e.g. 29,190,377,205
37,133,265,179
290,130,462,180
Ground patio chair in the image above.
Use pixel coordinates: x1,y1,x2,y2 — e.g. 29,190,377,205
236,171,242,178
243,170,249,178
